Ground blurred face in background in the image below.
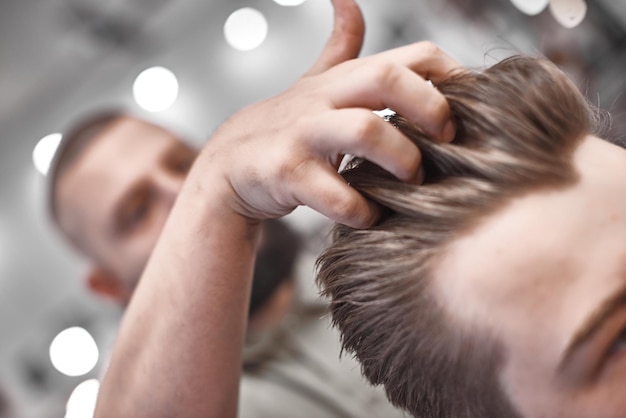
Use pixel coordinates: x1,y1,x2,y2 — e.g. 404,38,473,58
55,116,197,303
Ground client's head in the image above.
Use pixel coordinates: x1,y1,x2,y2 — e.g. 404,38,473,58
317,56,626,418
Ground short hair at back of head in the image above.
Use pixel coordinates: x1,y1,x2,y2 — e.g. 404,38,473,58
47,110,126,225
317,56,606,418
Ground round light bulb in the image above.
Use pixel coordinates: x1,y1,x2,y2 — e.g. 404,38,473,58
224,8,268,51
133,66,179,112
33,133,62,176
273,0,307,6
50,327,99,377
510,0,549,15
65,379,99,418
549,0,587,28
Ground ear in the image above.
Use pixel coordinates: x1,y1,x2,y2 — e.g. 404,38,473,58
86,267,129,304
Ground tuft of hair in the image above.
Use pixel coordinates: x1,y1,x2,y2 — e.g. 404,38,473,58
47,110,126,224
316,56,604,418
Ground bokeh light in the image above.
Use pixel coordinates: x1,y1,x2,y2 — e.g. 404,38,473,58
550,0,587,28
32,133,62,176
50,327,99,377
65,379,99,418
133,66,179,112
273,0,307,6
223,8,268,51
509,0,549,15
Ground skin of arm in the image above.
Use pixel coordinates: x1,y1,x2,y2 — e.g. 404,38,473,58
94,1,461,416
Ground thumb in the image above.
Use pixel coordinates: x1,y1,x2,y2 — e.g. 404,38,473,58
305,0,365,76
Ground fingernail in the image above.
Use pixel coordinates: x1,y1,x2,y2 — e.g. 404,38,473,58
441,119,456,142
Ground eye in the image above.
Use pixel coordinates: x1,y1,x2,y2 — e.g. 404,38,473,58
116,187,154,235
608,326,626,357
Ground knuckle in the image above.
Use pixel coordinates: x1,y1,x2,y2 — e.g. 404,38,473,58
350,114,381,147
369,61,401,88
276,161,292,183
416,41,440,57
285,157,310,184
292,115,313,138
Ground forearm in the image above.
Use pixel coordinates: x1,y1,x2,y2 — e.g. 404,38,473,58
95,160,260,418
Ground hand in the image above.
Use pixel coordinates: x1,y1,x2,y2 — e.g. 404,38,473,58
202,0,461,228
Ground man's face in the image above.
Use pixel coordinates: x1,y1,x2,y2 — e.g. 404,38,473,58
434,135,626,417
56,116,197,300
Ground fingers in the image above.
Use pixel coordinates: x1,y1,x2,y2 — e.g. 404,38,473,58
217,37,461,225
307,109,422,182
378,41,463,83
329,63,455,142
290,160,381,228
305,0,365,76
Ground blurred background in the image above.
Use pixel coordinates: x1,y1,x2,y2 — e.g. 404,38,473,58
0,0,624,416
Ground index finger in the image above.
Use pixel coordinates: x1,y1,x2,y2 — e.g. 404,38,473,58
327,41,462,141
376,41,463,83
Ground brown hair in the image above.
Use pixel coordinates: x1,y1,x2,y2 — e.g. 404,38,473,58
316,56,606,418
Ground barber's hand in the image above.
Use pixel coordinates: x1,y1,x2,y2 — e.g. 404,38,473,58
202,0,460,228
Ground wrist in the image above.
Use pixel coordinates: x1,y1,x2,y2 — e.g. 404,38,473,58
178,151,263,242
